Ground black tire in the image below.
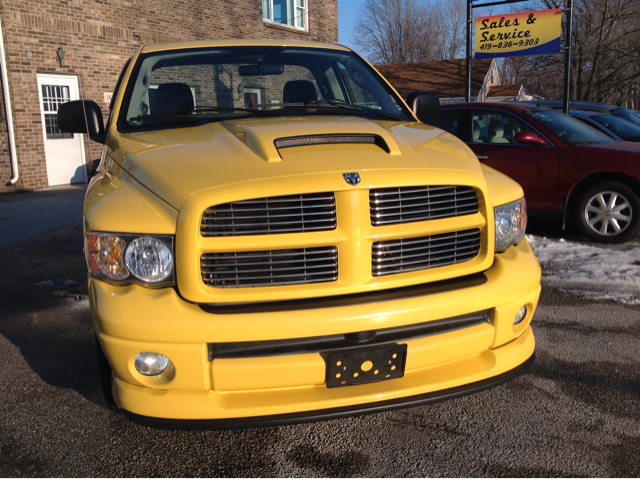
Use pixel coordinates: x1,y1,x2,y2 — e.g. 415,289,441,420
95,334,120,412
574,181,640,244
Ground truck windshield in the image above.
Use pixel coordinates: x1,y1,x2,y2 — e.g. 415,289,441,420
118,46,412,132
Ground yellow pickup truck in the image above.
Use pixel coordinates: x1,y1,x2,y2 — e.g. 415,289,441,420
58,39,540,429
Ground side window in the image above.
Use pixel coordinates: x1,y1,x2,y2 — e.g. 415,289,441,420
320,64,346,102
426,109,464,139
336,62,379,109
471,109,532,144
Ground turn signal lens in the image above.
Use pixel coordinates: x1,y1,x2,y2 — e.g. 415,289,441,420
86,233,129,280
134,352,169,376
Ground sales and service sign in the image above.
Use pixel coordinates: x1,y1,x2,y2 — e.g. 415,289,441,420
475,8,562,59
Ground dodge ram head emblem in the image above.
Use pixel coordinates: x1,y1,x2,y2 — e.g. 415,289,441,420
343,173,361,186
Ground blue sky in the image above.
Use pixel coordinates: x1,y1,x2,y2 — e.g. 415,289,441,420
337,0,518,55
338,0,366,52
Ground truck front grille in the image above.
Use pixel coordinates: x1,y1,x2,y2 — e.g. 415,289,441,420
372,229,481,276
201,246,338,288
370,186,479,226
201,193,336,237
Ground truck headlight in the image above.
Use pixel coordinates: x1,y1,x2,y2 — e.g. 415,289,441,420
494,198,527,252
125,237,173,283
86,232,175,287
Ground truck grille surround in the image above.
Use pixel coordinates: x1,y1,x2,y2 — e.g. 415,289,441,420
199,186,485,289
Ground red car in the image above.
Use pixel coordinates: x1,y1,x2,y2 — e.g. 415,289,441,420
426,102,640,243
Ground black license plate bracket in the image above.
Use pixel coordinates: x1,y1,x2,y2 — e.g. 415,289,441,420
326,343,407,388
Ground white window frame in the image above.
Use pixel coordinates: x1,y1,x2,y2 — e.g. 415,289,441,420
263,0,308,31
243,88,262,109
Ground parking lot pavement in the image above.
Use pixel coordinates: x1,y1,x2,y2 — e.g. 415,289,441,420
0,185,86,248
0,187,638,476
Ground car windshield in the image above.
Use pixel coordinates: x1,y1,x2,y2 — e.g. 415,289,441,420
611,107,640,127
591,114,640,142
526,109,614,146
118,46,412,132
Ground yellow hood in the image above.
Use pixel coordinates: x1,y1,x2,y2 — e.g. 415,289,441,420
107,116,483,210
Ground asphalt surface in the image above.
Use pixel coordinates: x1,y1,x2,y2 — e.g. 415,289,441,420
0,189,638,477
0,185,86,248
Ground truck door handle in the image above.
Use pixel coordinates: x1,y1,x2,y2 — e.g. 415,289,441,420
476,155,488,161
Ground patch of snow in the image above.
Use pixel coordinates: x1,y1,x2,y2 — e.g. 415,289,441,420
526,235,640,305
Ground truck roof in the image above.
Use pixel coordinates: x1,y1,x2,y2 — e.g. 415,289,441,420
141,39,352,54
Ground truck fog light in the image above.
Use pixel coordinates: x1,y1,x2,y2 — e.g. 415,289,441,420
514,306,527,325
134,352,170,376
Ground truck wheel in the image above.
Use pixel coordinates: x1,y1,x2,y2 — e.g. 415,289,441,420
575,181,640,244
95,334,119,412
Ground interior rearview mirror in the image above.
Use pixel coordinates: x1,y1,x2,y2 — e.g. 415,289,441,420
239,64,284,76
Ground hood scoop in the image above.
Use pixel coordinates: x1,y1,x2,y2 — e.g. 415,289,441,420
274,134,391,153
223,117,402,163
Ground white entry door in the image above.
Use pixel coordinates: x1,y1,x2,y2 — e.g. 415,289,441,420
36,74,87,186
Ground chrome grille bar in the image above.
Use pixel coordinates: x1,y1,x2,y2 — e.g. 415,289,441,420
201,247,338,288
201,193,337,237
370,186,479,226
372,229,481,276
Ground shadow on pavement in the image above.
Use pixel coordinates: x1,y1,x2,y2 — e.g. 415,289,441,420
0,224,105,408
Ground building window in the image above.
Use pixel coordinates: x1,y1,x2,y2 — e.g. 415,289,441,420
244,88,261,109
41,85,73,140
263,0,308,31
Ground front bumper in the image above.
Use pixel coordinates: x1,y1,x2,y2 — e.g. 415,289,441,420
124,351,535,430
92,239,540,425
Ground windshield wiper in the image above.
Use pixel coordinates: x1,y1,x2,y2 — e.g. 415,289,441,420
272,100,406,121
130,106,272,122
190,106,274,115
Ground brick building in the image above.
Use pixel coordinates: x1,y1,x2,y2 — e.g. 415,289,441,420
0,0,338,192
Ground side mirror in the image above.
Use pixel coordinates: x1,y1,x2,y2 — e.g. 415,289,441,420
58,100,106,144
513,131,549,146
406,91,440,122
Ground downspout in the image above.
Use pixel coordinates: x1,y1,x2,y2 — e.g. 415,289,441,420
0,14,19,186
